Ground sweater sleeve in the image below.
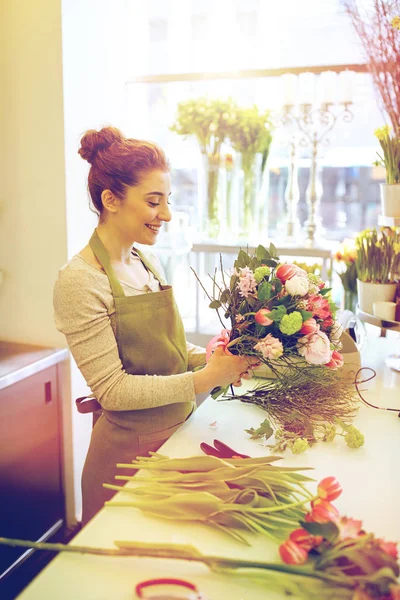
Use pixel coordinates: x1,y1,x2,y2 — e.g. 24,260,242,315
186,342,206,370
53,267,196,411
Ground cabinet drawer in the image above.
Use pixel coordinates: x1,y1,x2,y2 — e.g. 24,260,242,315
0,366,64,576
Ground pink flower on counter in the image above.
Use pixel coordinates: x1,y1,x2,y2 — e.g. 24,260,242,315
377,539,398,560
255,308,273,326
309,498,340,524
279,539,309,565
307,294,331,320
234,266,257,298
276,263,306,283
325,350,344,370
285,275,309,297
254,334,284,359
336,516,363,540
300,317,320,336
297,331,332,365
206,329,232,361
289,528,323,551
317,476,343,502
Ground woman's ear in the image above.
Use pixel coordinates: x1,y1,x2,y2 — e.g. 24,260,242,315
101,189,120,214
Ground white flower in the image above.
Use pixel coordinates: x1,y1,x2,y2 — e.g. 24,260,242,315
285,275,309,297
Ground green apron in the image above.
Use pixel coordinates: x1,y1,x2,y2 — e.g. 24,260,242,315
80,229,195,524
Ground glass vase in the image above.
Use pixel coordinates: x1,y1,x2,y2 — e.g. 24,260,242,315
343,289,358,313
199,151,221,240
239,154,261,241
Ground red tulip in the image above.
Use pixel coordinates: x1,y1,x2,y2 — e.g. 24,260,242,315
309,498,340,524
300,317,319,335
317,476,342,502
289,528,323,551
276,264,303,283
325,350,344,370
279,539,309,565
255,308,273,326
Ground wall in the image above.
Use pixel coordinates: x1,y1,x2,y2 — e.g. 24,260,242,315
0,0,135,522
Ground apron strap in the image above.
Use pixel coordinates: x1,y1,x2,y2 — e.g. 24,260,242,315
76,395,102,414
89,229,125,298
134,248,166,286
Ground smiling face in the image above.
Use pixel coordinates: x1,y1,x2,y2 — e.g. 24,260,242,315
103,169,172,245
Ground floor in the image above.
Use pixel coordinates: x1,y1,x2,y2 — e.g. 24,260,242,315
0,524,81,600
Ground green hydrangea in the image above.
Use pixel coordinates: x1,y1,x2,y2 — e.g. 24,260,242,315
345,427,365,449
254,265,271,283
291,438,309,454
279,311,303,335
323,424,337,442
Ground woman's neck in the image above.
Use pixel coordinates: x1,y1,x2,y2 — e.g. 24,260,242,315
96,223,134,265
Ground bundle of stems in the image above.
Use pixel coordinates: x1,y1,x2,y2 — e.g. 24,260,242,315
355,227,400,283
103,453,315,545
220,362,360,450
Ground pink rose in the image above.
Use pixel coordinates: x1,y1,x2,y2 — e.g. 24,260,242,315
297,331,332,365
307,294,331,320
325,350,344,370
276,263,306,283
377,539,398,560
255,308,273,326
206,329,232,361
300,317,319,335
254,334,283,359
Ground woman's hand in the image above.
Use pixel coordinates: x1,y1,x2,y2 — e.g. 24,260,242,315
193,347,260,394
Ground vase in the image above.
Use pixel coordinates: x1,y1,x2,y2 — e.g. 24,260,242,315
343,289,358,313
239,153,264,241
380,183,400,218
199,151,221,239
356,278,397,314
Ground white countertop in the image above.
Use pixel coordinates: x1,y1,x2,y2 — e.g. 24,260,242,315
18,334,400,600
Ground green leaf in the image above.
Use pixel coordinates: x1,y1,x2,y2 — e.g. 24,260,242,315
299,310,313,321
246,296,258,308
299,520,339,543
268,305,287,321
220,289,230,303
258,282,272,302
271,278,282,294
319,287,332,296
256,245,270,262
249,256,260,272
209,300,222,309
236,249,250,269
262,259,278,268
230,275,238,291
245,419,274,441
269,243,279,258
211,385,229,400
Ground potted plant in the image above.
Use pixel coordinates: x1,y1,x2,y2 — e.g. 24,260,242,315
355,227,400,313
374,125,400,217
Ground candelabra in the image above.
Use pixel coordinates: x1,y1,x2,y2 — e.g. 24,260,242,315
282,136,301,240
281,97,354,247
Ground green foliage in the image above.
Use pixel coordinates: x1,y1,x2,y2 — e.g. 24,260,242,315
355,227,400,283
374,125,400,184
245,419,274,441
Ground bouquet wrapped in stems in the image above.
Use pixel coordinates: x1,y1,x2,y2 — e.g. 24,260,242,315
196,244,362,452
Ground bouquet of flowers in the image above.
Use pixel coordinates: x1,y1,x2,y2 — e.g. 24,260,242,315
198,244,362,452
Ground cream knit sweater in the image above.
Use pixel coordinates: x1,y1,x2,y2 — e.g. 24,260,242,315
53,254,206,411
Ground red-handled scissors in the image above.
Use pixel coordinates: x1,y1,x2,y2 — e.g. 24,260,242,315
200,439,250,459
135,577,207,599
